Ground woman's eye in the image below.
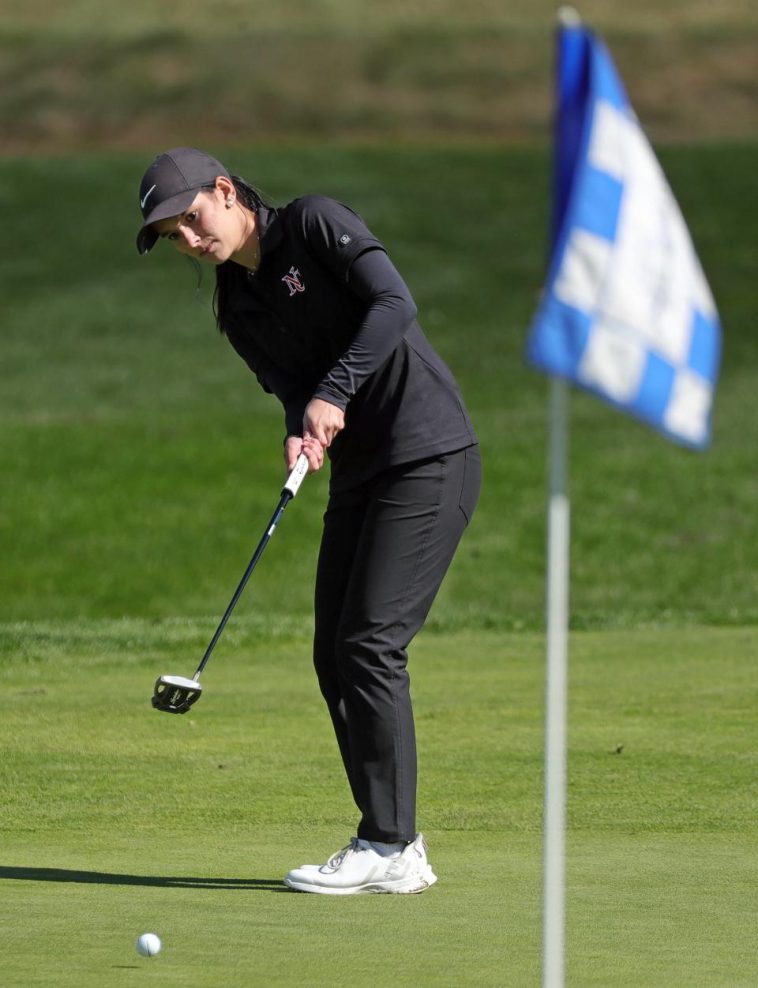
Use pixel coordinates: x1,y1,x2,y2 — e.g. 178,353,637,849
186,212,197,223
167,232,179,241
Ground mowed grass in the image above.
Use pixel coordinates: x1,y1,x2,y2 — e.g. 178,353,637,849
0,624,755,987
1,142,757,984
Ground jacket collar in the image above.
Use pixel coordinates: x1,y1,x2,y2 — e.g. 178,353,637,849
255,205,284,258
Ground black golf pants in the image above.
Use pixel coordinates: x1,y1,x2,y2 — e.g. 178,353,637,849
313,445,481,843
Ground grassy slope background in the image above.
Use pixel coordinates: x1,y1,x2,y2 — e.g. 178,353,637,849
1,142,756,630
1,2,757,985
1,0,757,150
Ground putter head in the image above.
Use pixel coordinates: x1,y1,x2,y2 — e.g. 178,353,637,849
152,675,203,714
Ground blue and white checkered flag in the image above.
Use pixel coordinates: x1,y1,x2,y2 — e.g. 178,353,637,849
525,15,721,449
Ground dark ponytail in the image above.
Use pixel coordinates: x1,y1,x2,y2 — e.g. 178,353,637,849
213,176,271,334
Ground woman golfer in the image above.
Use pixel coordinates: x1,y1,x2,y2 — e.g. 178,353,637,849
136,147,481,894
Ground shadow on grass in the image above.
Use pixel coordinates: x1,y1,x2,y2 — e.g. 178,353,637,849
0,865,286,891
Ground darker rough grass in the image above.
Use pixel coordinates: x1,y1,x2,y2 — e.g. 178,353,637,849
1,2,757,150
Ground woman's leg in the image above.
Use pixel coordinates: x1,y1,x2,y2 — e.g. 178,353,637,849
312,492,367,814
313,446,481,842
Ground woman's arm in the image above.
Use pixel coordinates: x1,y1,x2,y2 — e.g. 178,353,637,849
311,247,418,412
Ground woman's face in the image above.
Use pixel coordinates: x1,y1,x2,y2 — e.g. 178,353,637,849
152,181,247,265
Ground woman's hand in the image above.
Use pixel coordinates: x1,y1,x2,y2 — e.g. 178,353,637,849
284,433,324,474
283,399,344,476
303,398,345,448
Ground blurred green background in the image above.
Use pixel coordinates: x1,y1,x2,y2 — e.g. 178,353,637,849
1,6,757,986
1,0,757,632
2,0,756,150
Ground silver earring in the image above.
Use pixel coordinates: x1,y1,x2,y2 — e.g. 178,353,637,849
226,198,234,208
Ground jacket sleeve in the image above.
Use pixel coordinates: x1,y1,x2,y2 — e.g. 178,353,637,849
310,247,418,410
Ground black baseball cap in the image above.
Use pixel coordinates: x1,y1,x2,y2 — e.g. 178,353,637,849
136,147,230,254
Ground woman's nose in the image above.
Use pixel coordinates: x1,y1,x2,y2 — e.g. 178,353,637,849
178,225,199,248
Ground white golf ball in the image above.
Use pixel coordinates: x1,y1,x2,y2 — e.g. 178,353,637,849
136,932,161,957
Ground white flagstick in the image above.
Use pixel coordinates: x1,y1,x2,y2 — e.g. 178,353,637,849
543,375,570,987
542,14,579,984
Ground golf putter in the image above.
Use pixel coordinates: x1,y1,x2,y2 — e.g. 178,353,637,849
151,453,310,714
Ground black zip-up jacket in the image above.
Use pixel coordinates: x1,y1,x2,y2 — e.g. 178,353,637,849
222,196,477,492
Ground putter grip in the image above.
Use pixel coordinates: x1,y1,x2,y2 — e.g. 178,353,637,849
283,453,309,497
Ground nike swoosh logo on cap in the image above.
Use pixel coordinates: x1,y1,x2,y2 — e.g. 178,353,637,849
140,184,157,210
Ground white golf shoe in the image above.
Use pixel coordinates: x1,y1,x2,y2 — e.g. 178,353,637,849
284,833,438,895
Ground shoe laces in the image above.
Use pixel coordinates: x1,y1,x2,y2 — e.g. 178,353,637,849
325,837,366,870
